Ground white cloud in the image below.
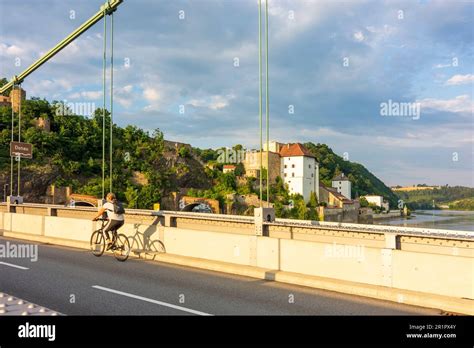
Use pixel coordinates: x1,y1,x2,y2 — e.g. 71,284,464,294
115,85,134,108
418,95,473,114
433,63,451,69
268,0,330,42
297,124,472,150
353,31,365,42
143,87,160,102
361,24,397,48
0,43,25,57
26,78,74,99
69,90,102,100
187,94,235,110
142,86,162,111
445,74,474,86
374,128,473,148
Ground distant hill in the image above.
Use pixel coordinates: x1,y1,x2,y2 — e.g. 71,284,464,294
395,186,474,210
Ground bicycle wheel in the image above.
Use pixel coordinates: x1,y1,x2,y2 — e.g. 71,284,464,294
147,240,166,260
113,234,131,262
90,230,105,257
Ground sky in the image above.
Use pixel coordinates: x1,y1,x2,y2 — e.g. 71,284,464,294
0,0,473,187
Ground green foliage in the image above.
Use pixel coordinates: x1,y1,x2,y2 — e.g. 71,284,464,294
236,176,254,195
368,203,384,214
193,147,219,162
396,186,474,210
124,186,139,208
234,162,245,177
274,200,284,217
183,171,240,210
178,146,190,158
285,194,307,220
0,77,11,96
449,198,474,211
306,191,319,220
0,95,175,208
359,197,369,208
303,142,398,206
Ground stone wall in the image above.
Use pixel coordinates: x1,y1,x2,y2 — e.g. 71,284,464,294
10,88,26,113
45,185,71,205
243,151,281,183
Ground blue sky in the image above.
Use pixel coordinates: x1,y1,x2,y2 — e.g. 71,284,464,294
0,0,473,186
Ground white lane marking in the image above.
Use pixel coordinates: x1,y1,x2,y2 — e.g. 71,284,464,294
0,261,29,270
92,285,213,316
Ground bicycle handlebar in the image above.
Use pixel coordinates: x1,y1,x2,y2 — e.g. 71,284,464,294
94,217,109,221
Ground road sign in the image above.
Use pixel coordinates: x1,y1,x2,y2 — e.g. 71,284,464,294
10,141,33,159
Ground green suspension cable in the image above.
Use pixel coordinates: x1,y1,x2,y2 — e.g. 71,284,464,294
109,12,114,194
258,0,263,206
265,0,270,206
102,12,107,199
10,85,14,197
17,83,22,197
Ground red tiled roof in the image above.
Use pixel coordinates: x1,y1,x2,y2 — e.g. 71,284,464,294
223,165,236,169
279,143,315,158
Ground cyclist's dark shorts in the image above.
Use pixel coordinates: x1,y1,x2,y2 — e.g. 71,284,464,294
104,219,124,234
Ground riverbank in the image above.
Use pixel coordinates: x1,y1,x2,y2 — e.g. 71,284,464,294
372,211,402,220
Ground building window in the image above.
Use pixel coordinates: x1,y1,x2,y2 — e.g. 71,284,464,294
311,173,314,177
309,164,311,168
292,173,295,177
284,165,287,168
292,164,295,168
284,173,287,177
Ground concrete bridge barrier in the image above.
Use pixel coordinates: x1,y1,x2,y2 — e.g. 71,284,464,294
0,203,472,314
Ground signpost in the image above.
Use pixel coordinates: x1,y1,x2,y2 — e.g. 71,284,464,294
10,141,33,159
9,141,32,204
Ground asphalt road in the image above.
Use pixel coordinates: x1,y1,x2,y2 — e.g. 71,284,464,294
0,236,441,315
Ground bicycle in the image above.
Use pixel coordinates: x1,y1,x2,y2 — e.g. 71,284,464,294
90,218,131,262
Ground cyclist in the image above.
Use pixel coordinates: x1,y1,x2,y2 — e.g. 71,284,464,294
92,192,125,248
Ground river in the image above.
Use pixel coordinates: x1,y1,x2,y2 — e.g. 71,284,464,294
374,210,474,232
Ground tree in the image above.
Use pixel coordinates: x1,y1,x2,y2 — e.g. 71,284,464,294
234,162,245,177
295,197,307,220
233,144,243,152
359,197,369,207
306,191,319,220
178,146,190,158
221,172,237,191
0,77,11,96
274,200,284,218
124,186,139,208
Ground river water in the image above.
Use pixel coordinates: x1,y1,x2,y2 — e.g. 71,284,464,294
374,210,474,232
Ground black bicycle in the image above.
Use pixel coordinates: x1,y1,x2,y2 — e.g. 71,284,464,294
90,218,131,262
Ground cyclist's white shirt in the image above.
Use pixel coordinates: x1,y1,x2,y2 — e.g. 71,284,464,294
103,202,124,221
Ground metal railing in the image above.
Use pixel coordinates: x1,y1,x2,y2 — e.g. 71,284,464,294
1,202,472,241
